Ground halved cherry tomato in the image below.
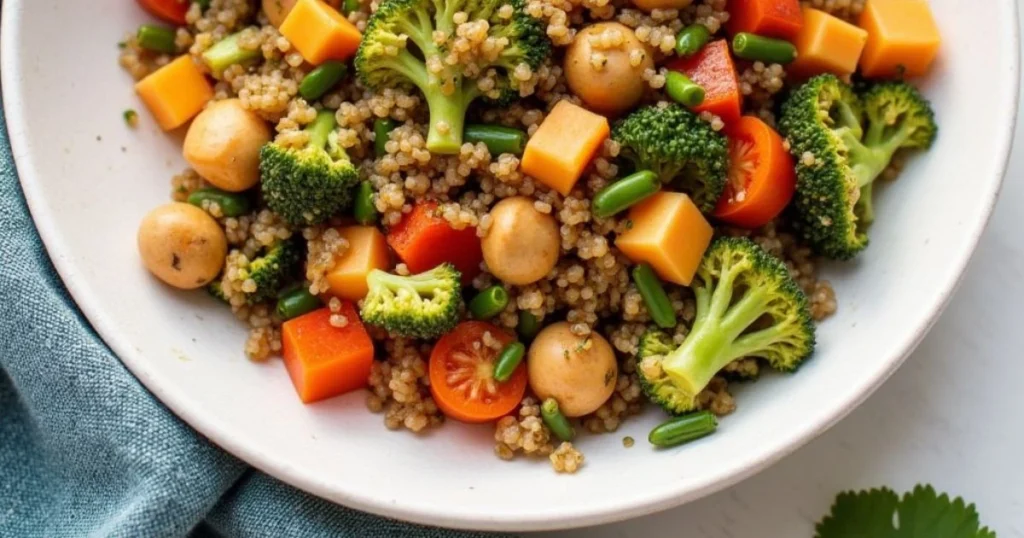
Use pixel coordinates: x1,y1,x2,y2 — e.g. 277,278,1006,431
429,321,527,423
713,116,796,228
137,0,190,25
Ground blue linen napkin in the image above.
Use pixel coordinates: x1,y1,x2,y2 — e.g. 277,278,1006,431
0,90,508,538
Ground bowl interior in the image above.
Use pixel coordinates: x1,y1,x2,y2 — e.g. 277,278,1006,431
2,0,1018,531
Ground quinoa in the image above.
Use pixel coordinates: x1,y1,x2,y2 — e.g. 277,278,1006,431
122,0,874,475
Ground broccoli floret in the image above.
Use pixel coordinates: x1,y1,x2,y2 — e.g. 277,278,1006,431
243,237,304,304
636,237,815,415
360,263,462,339
208,280,229,303
355,0,550,154
779,75,937,260
612,104,729,213
260,110,358,226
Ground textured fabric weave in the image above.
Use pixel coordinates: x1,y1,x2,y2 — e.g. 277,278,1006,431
0,82,506,538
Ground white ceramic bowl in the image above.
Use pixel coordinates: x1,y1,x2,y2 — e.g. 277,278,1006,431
2,0,1018,531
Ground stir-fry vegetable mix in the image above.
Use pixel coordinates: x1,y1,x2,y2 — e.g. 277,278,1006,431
129,0,941,472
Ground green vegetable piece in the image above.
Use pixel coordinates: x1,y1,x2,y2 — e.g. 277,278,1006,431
778,75,937,259
517,311,541,341
187,187,253,217
612,103,728,214
207,280,229,303
137,24,178,54
591,170,660,219
123,109,139,128
648,411,717,447
815,485,995,538
241,237,305,304
631,264,677,329
373,118,397,157
675,24,711,57
276,286,323,320
541,398,575,442
665,71,706,108
355,0,551,153
731,32,797,64
464,124,528,156
194,0,212,10
260,109,359,226
299,61,348,101
492,341,526,382
354,181,379,225
469,285,509,320
343,0,361,14
636,237,815,415
202,30,262,72
360,264,463,339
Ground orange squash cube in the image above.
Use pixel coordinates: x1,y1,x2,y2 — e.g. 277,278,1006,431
789,7,868,78
280,0,362,65
521,100,609,196
858,0,941,78
615,192,713,286
325,226,391,301
135,55,214,131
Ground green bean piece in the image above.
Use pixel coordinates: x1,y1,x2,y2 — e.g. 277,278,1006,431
592,170,660,218
187,187,252,217
541,398,575,442
648,411,717,448
492,342,526,382
202,31,262,72
731,32,797,64
464,124,528,156
675,24,711,57
665,71,706,108
517,311,541,341
137,24,178,54
276,286,323,321
123,109,139,128
469,285,509,320
631,264,677,329
374,118,398,157
194,0,211,10
299,61,348,101
343,0,361,13
354,181,378,225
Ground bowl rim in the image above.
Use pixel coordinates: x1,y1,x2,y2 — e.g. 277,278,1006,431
2,0,1019,530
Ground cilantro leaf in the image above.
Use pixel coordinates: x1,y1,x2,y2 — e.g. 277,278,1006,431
815,485,996,538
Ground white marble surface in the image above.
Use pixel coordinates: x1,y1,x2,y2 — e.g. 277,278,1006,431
539,22,1024,538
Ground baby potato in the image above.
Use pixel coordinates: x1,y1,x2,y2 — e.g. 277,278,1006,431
263,0,343,28
564,22,653,115
138,202,227,290
527,322,617,417
183,99,271,192
481,196,560,286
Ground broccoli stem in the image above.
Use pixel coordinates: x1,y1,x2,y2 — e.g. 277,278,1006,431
306,110,337,150
424,85,473,154
370,269,450,297
202,31,262,72
662,265,772,395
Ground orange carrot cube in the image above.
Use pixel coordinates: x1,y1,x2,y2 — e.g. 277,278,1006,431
282,304,375,404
